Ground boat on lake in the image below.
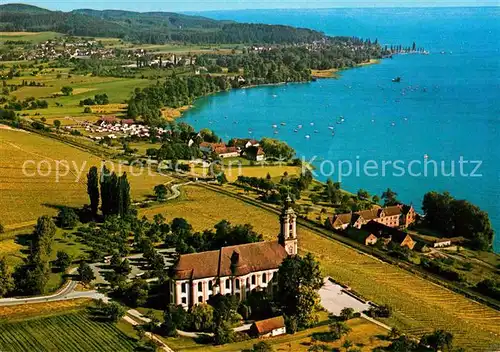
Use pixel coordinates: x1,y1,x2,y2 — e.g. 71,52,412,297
392,76,401,82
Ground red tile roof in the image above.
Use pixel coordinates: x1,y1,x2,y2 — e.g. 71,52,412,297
173,241,288,280
252,316,285,335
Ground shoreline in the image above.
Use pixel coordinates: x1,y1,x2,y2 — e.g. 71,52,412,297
173,58,382,121
311,59,380,78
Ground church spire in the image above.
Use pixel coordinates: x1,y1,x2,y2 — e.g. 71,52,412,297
278,196,298,255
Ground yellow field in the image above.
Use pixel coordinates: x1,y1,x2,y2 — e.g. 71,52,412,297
0,299,91,322
165,318,389,352
225,165,301,182
0,128,170,229
142,185,500,350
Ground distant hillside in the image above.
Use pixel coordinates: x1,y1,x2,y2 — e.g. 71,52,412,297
0,3,327,44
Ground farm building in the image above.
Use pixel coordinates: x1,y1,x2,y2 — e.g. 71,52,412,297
362,221,416,250
346,228,378,246
250,316,286,338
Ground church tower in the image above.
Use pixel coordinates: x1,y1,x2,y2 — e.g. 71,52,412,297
278,195,298,255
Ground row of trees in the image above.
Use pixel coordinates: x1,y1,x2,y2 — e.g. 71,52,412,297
86,166,131,217
79,93,109,106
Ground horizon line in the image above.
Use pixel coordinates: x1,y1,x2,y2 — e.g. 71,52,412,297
4,2,500,14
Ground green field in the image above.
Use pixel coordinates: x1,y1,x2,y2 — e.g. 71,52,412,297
0,311,138,352
0,31,63,44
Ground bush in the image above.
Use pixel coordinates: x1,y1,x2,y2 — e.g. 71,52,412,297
0,223,4,233
58,207,78,228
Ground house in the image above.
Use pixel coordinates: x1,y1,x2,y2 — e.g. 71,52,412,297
245,146,266,161
170,197,298,309
400,204,417,228
329,205,404,231
362,221,416,250
250,316,286,338
347,228,378,246
326,213,352,230
199,142,240,158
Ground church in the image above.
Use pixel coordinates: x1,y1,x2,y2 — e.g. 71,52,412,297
169,197,298,308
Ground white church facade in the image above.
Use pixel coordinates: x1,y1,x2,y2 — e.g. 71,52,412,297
169,197,298,308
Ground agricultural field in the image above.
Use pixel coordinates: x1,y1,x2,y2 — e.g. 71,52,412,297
0,31,63,44
142,184,500,350
5,68,151,119
0,128,170,230
164,318,390,352
0,310,138,352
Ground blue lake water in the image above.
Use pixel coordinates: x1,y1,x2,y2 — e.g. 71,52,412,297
183,7,500,251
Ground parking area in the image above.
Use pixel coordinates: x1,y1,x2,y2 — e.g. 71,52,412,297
318,277,371,316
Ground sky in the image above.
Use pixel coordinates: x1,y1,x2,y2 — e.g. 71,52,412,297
2,0,499,12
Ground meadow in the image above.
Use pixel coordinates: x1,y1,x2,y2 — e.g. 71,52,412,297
0,310,138,352
0,31,62,44
141,184,500,350
164,318,390,352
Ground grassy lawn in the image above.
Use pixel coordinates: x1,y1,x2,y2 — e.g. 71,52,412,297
163,318,390,352
141,184,500,350
0,310,138,352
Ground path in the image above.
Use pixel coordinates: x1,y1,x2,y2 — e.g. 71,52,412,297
123,315,174,352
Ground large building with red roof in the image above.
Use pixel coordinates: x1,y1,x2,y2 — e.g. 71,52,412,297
170,197,298,308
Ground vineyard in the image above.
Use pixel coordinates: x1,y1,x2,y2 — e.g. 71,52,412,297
144,184,500,350
0,311,138,351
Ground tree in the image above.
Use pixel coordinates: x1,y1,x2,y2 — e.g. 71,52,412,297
213,321,235,345
162,304,189,337
78,261,95,286
0,223,4,234
277,253,323,328
58,207,78,228
126,278,149,307
154,184,168,201
339,307,355,321
53,119,61,130
381,188,399,206
84,107,92,113
420,330,454,352
357,189,369,200
55,251,72,272
0,257,14,297
372,195,380,204
33,216,56,259
87,166,100,216
189,303,214,331
252,341,274,352
13,256,50,295
61,86,73,96
102,302,126,322
329,321,351,340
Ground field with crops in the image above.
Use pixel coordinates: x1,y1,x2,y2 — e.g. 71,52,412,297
0,128,170,230
142,184,500,350
0,311,138,352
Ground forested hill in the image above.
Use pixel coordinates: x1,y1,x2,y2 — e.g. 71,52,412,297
0,3,327,44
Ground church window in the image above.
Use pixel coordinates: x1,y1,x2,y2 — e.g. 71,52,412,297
262,273,267,283
225,279,230,289
236,280,240,289
198,296,203,303
198,282,202,292
251,275,256,285
181,283,186,293
181,297,187,304
209,281,213,290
